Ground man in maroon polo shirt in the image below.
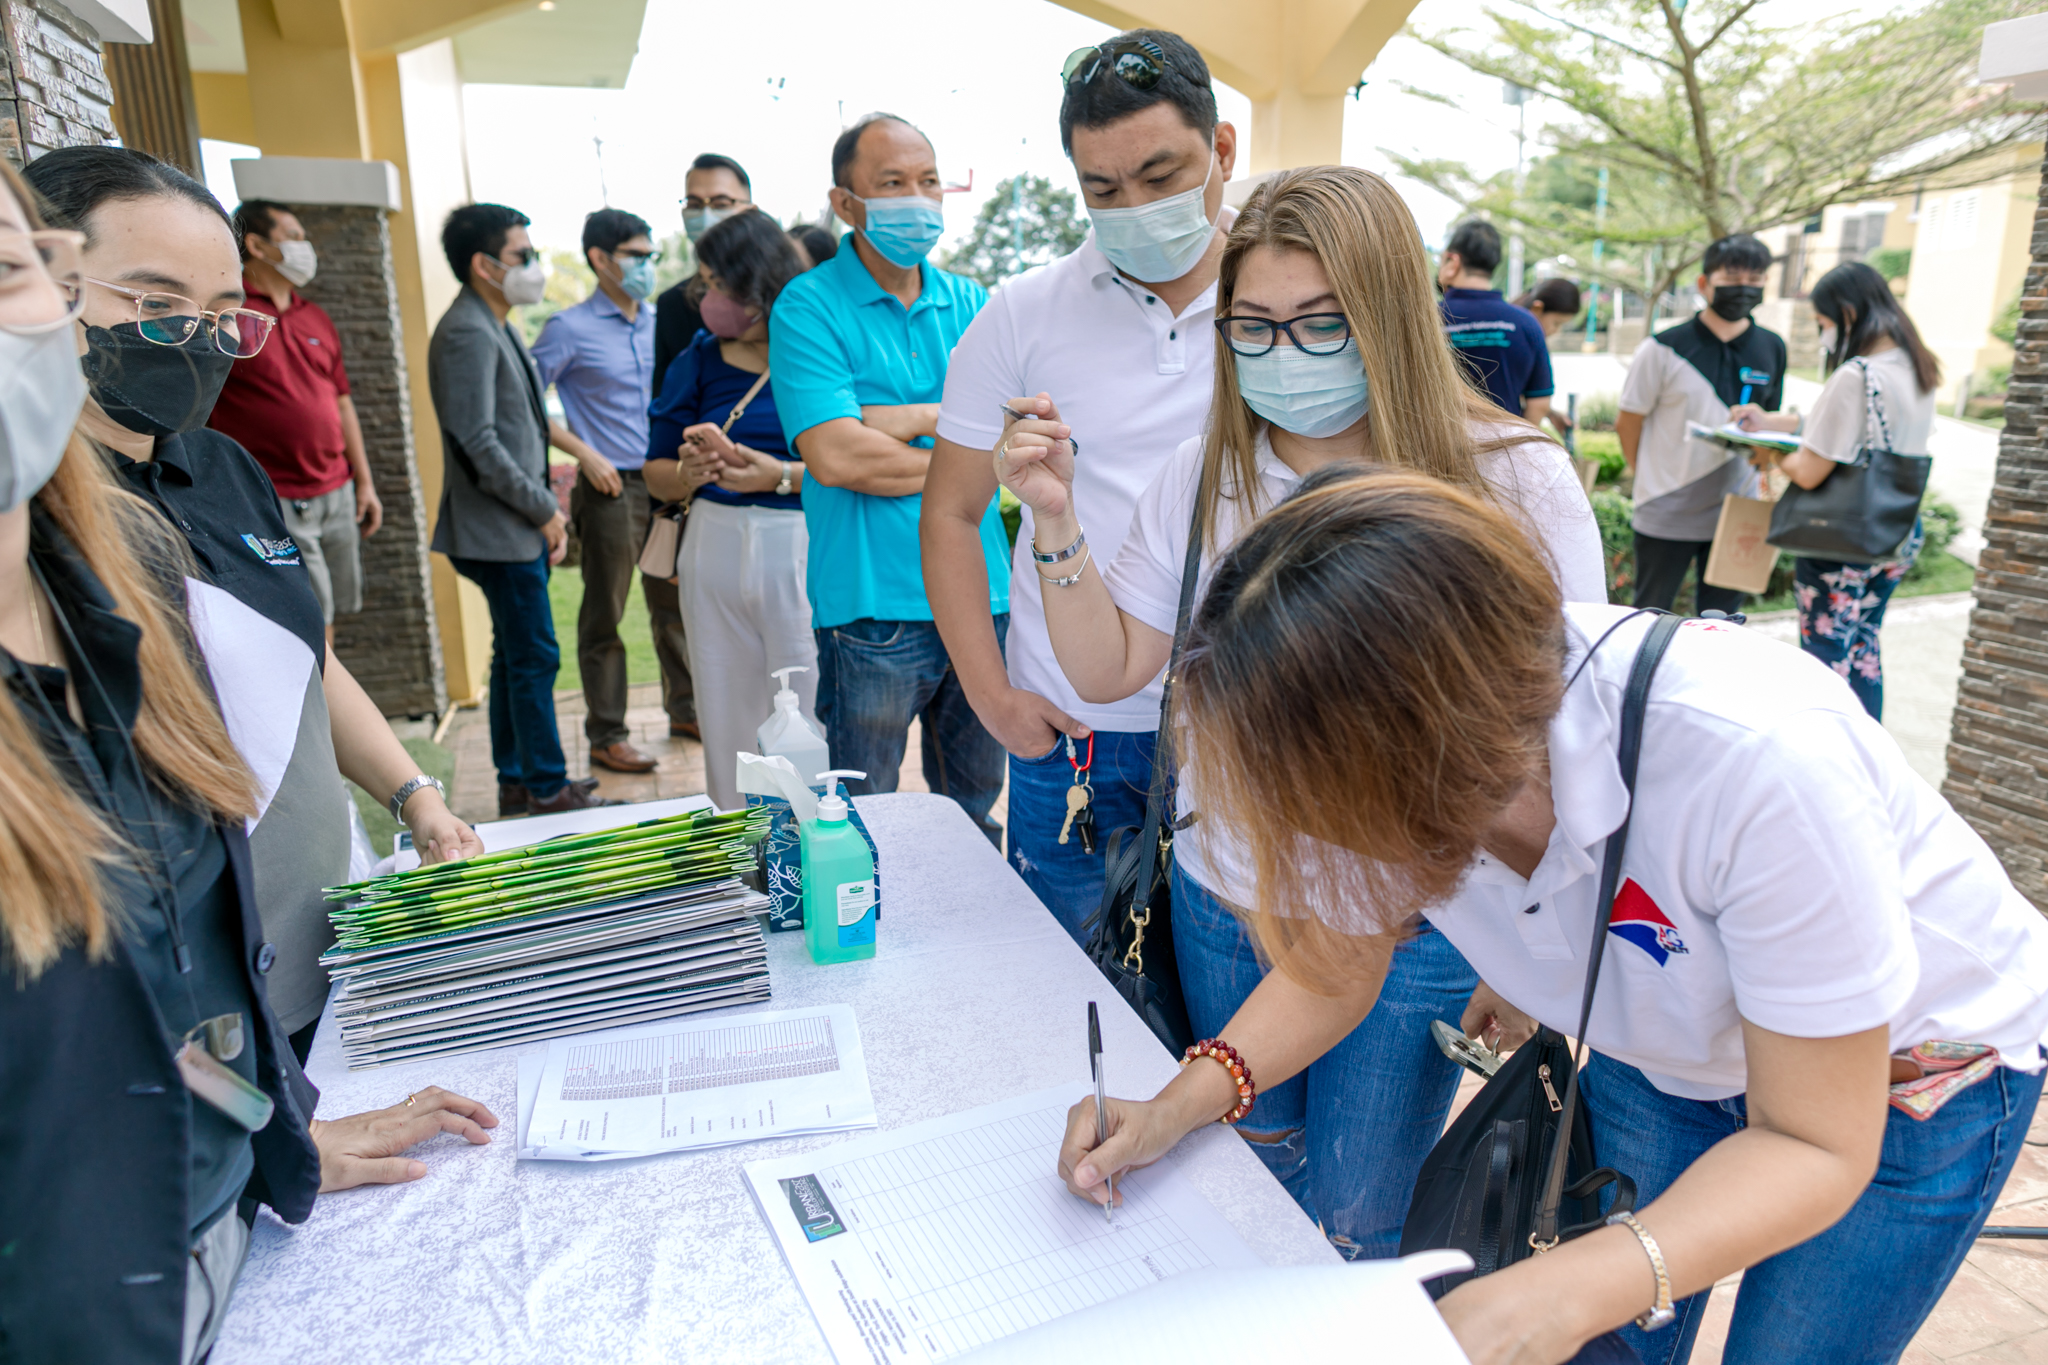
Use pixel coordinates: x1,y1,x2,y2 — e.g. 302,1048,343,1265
211,200,383,646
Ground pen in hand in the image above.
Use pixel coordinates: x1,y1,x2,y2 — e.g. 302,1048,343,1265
1089,1001,1114,1224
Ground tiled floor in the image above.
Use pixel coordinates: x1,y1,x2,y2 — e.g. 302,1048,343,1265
1441,1070,2048,1361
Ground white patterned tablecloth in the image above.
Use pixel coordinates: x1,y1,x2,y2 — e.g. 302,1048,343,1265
212,792,1338,1364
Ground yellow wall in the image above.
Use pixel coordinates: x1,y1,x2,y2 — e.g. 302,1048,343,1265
1903,144,2043,404
191,70,254,144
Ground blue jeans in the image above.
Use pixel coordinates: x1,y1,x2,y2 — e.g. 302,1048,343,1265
1007,729,1157,946
450,552,569,799
814,616,1009,847
1172,863,1477,1259
1582,1050,2045,1365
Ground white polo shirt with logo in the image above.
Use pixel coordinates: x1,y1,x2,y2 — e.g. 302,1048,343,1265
1425,604,2048,1101
935,217,1234,735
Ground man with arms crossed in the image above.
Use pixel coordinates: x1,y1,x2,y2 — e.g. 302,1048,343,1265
922,30,1235,941
770,114,1009,842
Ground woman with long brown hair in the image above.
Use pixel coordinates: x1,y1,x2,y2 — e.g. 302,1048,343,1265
996,165,1605,1262
1057,464,2048,1364
0,161,495,1365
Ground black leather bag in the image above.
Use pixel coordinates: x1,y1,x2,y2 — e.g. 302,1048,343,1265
1766,358,1931,564
1399,613,1683,1360
1084,490,1206,1057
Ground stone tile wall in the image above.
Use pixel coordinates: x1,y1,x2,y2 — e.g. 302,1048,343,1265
293,203,447,717
1944,142,2048,912
1,0,115,167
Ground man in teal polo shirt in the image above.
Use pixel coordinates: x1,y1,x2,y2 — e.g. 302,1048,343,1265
770,112,1011,843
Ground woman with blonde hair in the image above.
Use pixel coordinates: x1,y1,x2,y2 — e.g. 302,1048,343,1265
997,165,1604,1259
0,161,494,1365
1058,464,2048,1363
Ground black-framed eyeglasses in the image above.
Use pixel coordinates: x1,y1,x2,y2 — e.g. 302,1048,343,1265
1062,38,1168,90
1215,313,1352,357
612,246,662,264
496,246,540,268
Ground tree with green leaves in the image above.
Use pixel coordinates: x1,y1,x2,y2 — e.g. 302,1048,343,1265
939,174,1089,290
1392,0,2045,309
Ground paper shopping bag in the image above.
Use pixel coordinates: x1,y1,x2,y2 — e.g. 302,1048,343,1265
1703,493,1778,594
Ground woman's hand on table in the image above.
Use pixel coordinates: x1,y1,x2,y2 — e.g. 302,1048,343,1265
994,392,1077,524
403,789,484,865
1056,1055,1238,1209
717,443,793,495
311,1086,500,1193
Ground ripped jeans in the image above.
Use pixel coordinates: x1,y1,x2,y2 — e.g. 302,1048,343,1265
1171,864,1477,1259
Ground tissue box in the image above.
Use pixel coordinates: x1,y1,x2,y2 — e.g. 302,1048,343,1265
749,788,882,932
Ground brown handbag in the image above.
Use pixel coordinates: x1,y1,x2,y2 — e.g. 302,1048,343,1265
637,367,771,583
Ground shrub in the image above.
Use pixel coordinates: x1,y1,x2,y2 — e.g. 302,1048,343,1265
1871,246,1912,282
1591,488,1635,603
1576,392,1620,432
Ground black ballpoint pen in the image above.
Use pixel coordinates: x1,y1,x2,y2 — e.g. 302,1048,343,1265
1089,1001,1114,1223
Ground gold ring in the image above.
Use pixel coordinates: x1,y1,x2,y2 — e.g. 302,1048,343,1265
404,1092,417,1107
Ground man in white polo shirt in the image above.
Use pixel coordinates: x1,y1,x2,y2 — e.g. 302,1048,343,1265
921,28,1236,943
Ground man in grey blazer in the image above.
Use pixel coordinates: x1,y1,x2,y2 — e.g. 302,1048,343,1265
430,202,618,815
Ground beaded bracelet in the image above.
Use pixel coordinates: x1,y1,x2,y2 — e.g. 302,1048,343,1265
1182,1038,1256,1124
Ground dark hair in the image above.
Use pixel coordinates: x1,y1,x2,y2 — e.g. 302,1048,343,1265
230,198,291,263
1701,233,1772,278
441,202,529,283
789,223,837,266
831,112,930,190
582,207,651,258
697,208,808,314
1058,29,1218,156
1515,277,1580,319
1444,219,1501,277
22,145,230,243
688,153,751,194
1811,260,1942,392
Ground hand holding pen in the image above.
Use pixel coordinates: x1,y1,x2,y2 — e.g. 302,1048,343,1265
1090,1002,1114,1224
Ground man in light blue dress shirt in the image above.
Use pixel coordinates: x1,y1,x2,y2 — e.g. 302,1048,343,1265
532,207,695,774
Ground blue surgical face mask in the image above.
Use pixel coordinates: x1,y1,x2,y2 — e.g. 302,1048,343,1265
1086,153,1218,284
617,256,657,301
859,194,945,268
1234,339,1371,439
684,206,735,241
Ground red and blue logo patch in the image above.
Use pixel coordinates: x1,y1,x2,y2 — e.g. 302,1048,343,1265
1609,878,1688,966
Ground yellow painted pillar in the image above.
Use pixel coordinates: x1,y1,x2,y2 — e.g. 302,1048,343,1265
234,0,369,159
1247,87,1344,172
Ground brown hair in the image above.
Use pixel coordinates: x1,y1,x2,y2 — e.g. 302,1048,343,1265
1197,166,1542,554
0,160,255,981
1177,463,1566,992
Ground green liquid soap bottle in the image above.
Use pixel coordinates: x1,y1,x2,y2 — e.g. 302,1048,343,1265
802,769,875,964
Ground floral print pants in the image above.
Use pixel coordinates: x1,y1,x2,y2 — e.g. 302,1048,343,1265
1794,521,1923,721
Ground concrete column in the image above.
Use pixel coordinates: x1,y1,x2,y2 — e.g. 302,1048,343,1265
233,156,446,717
1247,86,1343,173
1943,140,2048,911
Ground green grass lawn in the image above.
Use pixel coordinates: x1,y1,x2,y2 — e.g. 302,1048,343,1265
549,564,662,689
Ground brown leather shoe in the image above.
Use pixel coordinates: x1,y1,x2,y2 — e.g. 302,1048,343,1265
498,782,529,817
527,782,625,813
669,721,701,741
590,741,658,773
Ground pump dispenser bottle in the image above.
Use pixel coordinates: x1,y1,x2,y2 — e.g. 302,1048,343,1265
803,769,875,964
756,666,830,790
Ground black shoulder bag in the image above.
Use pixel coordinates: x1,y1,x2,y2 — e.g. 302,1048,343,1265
1766,357,1930,564
1399,612,1684,1364
1084,487,1206,1056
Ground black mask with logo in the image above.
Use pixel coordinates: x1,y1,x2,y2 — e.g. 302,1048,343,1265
1708,284,1763,323
83,323,235,437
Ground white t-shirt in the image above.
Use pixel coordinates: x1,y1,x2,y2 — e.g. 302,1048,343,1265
1803,349,1936,463
1102,423,1607,902
935,222,1233,734
1426,604,2048,1100
1619,329,1765,541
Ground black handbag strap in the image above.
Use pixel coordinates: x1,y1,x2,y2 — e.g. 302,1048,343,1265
1531,611,1683,1249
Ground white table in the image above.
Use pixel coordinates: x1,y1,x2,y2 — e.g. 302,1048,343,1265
214,793,1338,1363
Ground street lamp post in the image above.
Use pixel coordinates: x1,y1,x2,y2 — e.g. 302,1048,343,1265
1583,165,1608,354
1503,82,1531,297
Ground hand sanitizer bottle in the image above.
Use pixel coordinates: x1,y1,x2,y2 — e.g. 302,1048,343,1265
756,666,830,791
803,769,875,964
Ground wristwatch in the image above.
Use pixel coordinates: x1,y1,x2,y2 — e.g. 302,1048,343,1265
1607,1212,1676,1330
775,462,796,497
388,773,446,822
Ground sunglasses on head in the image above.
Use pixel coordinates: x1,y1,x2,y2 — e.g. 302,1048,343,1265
1061,38,1169,90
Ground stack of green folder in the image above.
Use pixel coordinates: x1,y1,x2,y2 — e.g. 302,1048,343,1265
320,809,774,1069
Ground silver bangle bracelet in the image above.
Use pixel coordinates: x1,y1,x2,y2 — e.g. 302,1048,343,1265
1037,543,1093,588
1031,527,1087,565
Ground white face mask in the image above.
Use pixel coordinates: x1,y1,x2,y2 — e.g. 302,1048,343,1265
1234,339,1371,439
491,256,548,307
1817,320,1839,359
1086,153,1219,284
0,325,87,512
276,239,317,287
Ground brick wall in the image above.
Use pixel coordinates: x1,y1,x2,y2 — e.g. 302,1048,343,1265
1944,141,2048,912
292,203,447,718
1,0,115,166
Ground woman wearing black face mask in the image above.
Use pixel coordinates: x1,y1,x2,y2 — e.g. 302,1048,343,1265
22,146,485,1061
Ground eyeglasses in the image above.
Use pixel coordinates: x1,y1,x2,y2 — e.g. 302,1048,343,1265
682,196,746,211
1215,313,1353,357
612,246,662,264
494,247,540,268
1062,38,1169,90
0,229,86,337
89,278,276,358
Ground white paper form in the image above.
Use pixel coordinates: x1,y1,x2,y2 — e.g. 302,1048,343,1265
744,1086,1264,1364
523,1004,876,1159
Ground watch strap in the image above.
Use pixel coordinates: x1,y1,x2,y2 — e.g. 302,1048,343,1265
388,773,445,822
1607,1211,1676,1330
